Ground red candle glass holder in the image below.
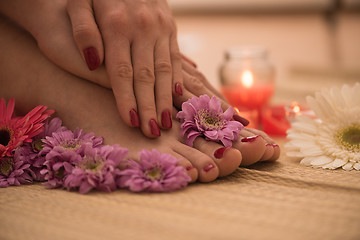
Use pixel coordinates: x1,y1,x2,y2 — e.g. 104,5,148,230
220,46,275,111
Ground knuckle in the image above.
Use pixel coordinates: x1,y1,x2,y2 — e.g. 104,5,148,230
154,62,172,74
105,11,128,30
72,23,94,40
136,9,153,30
187,76,204,93
157,92,172,104
171,51,181,62
113,64,133,79
156,10,169,27
140,102,156,113
135,66,155,85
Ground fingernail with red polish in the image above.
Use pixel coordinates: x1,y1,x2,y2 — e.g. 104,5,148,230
175,83,183,96
149,119,161,136
161,110,172,129
214,147,230,159
233,115,250,126
241,135,260,143
83,47,100,71
129,109,140,127
186,166,194,171
204,164,215,172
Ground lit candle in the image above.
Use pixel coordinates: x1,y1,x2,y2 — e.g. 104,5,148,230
285,102,315,122
221,69,274,110
220,46,275,111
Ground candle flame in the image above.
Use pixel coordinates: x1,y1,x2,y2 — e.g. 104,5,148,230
290,102,301,113
241,70,253,88
293,105,300,113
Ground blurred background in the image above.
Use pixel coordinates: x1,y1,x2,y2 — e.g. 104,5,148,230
169,0,360,105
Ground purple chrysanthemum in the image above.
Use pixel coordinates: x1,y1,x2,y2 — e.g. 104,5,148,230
176,95,244,147
15,118,67,181
0,152,33,188
64,144,128,194
117,149,191,192
40,129,103,188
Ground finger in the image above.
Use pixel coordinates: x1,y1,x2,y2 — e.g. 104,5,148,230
182,59,227,102
181,53,197,68
170,33,184,97
154,37,173,129
67,0,103,71
132,38,160,138
95,3,139,129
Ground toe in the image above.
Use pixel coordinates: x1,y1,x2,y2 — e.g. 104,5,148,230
245,128,281,162
193,138,242,178
171,152,199,183
233,132,267,166
260,144,275,161
173,143,219,182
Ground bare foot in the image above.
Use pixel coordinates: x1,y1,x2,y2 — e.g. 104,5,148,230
0,16,242,183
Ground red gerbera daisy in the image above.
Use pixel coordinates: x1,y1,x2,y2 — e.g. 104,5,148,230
0,98,54,157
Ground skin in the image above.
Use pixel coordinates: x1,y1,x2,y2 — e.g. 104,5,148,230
0,0,182,137
0,3,280,182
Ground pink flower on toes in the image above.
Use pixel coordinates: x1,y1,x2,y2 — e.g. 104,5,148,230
64,144,128,194
117,149,191,192
176,95,244,147
0,98,54,158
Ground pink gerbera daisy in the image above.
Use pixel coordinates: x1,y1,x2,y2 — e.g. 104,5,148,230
117,149,191,192
0,98,54,157
64,144,128,194
176,95,243,147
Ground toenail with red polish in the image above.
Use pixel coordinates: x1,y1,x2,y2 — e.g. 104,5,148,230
161,110,172,129
233,115,250,126
129,109,140,127
203,164,215,172
241,135,260,143
83,47,100,71
175,82,183,95
214,147,230,159
272,144,279,148
266,143,272,147
186,166,194,171
149,119,161,136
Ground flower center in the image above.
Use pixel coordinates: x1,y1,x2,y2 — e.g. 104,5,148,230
197,109,226,131
54,168,64,179
336,125,360,152
0,127,12,147
0,157,14,177
31,139,44,152
61,139,81,150
79,156,104,172
145,167,163,180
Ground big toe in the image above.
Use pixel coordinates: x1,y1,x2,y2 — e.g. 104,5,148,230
193,137,242,178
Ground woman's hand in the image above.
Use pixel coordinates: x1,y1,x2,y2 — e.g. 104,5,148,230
66,0,183,138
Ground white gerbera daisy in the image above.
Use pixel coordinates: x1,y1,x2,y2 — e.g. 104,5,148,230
285,82,360,170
